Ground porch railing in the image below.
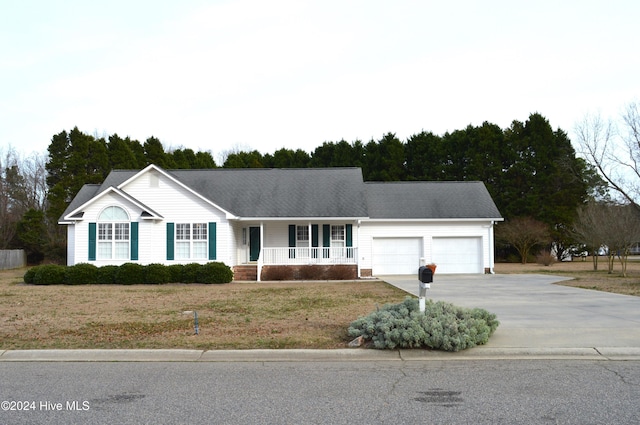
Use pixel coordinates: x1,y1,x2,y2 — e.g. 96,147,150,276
260,247,358,265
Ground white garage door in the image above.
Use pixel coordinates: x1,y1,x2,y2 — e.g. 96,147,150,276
372,238,422,275
432,237,482,274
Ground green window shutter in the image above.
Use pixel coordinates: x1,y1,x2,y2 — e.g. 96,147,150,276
166,222,174,260
88,222,96,261
322,224,330,258
288,225,296,247
311,225,318,247
288,225,296,259
208,222,217,260
311,224,319,258
322,224,330,247
346,224,353,258
130,222,139,261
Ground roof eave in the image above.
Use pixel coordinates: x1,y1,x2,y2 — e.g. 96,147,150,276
233,216,370,222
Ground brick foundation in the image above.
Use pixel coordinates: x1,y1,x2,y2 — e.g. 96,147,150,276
360,269,373,277
261,264,358,281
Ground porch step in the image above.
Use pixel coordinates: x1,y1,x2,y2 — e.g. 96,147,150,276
233,265,258,281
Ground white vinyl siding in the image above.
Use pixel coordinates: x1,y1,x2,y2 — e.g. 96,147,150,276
120,170,229,265
69,170,231,266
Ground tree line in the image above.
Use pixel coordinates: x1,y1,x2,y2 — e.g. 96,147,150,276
0,111,626,265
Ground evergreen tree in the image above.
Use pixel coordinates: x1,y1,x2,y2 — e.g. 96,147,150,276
363,133,405,181
404,131,443,181
144,137,173,168
223,150,265,168
108,134,138,169
17,208,47,263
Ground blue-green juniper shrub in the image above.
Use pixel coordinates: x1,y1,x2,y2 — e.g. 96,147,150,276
348,297,499,352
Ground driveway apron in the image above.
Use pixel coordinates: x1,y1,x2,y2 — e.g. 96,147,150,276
379,274,640,349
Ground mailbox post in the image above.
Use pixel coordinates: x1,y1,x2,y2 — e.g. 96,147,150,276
418,266,433,312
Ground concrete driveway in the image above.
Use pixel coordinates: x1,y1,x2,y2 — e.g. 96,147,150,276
379,274,640,353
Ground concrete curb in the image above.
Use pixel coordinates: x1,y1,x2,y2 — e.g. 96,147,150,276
2,348,640,362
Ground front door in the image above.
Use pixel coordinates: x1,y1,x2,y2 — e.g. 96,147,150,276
249,227,261,261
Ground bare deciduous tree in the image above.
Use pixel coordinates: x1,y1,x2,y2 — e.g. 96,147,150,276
604,204,640,277
573,200,608,270
496,217,551,264
0,148,48,250
574,101,640,207
573,200,640,276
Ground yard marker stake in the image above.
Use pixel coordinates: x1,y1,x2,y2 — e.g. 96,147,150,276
194,311,199,335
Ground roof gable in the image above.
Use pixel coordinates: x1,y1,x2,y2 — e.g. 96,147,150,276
60,185,163,222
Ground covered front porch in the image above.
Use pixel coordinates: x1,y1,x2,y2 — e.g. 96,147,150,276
234,221,359,281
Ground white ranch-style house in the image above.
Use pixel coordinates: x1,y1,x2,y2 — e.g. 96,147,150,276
60,165,503,280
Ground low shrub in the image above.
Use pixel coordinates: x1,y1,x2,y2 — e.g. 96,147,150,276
32,264,66,285
144,263,170,284
23,262,233,285
115,263,145,285
182,263,202,283
197,262,234,284
96,265,118,284
23,267,37,284
65,263,99,285
348,297,499,352
167,264,185,283
536,250,556,266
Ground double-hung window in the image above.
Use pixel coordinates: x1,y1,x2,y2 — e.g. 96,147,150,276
176,223,208,259
331,225,345,257
97,206,130,260
296,225,309,257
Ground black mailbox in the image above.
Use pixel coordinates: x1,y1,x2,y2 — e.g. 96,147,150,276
418,266,433,283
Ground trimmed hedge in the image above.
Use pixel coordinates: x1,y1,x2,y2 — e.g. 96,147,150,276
144,263,170,284
96,265,118,284
182,263,202,284
348,297,499,352
32,264,66,285
116,263,145,285
65,263,98,285
23,262,234,285
197,261,234,284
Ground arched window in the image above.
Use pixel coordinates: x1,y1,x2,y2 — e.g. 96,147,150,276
97,206,130,260
99,206,129,221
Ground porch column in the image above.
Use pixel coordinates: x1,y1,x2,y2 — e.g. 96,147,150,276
356,220,361,277
257,222,265,282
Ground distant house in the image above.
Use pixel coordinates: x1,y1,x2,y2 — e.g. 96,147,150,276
59,165,503,280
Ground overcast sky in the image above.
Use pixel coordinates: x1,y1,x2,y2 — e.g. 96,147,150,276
2,0,638,161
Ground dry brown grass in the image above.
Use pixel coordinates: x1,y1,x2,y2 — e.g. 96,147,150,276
495,256,640,296
2,257,638,350
0,268,406,350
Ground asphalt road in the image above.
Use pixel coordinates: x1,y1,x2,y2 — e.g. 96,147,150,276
2,360,639,425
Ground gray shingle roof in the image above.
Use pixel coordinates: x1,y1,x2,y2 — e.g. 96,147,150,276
61,184,101,220
61,166,502,221
168,168,368,218
365,181,502,219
